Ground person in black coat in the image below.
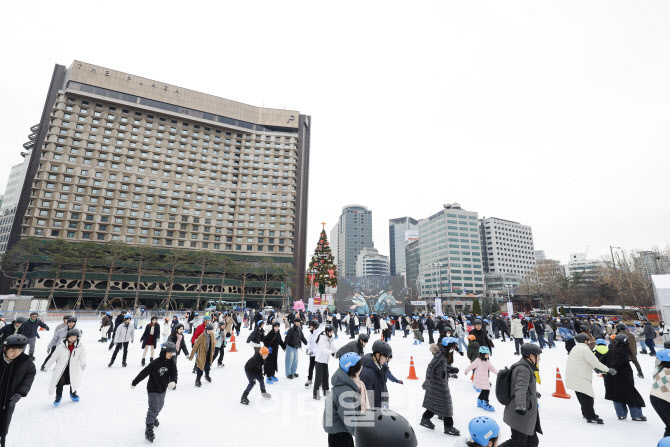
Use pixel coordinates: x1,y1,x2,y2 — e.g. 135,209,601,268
284,319,308,379
499,318,508,342
335,334,369,358
359,341,392,408
18,312,49,360
469,320,491,354
167,324,189,360
263,322,285,381
426,315,436,344
241,347,271,404
0,319,25,347
0,334,36,446
247,321,265,355
140,316,162,366
604,335,647,420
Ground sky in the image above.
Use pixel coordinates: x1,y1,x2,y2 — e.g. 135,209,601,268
1,1,669,265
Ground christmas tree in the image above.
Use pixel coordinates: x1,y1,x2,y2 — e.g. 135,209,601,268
305,225,338,296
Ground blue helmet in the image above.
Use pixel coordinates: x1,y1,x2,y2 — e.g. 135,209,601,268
479,346,490,355
339,352,361,373
659,437,670,447
467,320,471,325
483,319,490,323
106,312,111,316
468,416,500,447
657,349,670,363
596,339,607,346
441,337,458,346
124,314,132,319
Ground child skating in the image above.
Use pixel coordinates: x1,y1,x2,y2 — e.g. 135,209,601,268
131,342,178,443
45,328,86,407
463,347,498,411
241,346,271,404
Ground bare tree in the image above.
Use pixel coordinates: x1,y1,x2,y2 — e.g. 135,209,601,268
1,237,42,297
191,251,216,311
73,242,104,310
40,239,77,310
159,249,189,310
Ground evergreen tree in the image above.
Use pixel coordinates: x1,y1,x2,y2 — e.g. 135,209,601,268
559,305,566,316
305,228,337,295
472,297,482,316
552,306,559,317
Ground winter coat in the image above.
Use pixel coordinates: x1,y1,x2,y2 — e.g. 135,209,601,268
100,316,111,329
45,338,87,395
315,332,336,364
161,322,171,337
426,318,435,331
464,358,498,391
189,332,215,371
244,352,266,375
467,341,480,363
246,325,265,346
603,344,645,407
469,327,490,350
421,344,454,417
642,323,657,340
307,328,323,356
132,352,178,393
285,324,307,349
619,330,638,360
510,319,524,338
503,358,542,437
651,363,670,404
0,352,35,437
558,327,574,341
47,325,78,351
591,324,604,340
360,354,388,408
336,340,364,359
167,332,189,356
224,316,234,334
140,323,161,348
191,322,206,345
113,323,135,343
564,342,609,398
18,318,49,338
323,367,361,435
0,323,21,346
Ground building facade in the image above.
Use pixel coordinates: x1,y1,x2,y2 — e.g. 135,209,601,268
418,203,485,297
388,216,418,276
4,60,310,303
0,143,33,254
355,247,389,277
331,205,373,278
405,238,420,298
479,217,536,277
567,253,601,277
635,250,670,277
534,250,546,262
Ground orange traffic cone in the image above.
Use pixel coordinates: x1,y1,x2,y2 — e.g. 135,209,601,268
407,356,419,380
229,333,238,353
552,367,571,399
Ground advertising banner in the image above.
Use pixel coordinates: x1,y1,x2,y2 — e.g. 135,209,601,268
506,301,514,316
334,275,407,316
435,298,443,317
410,301,427,306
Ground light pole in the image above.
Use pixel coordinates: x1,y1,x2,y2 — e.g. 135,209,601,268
610,246,621,270
430,262,445,313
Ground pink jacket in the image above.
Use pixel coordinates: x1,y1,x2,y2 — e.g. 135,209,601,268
464,357,499,390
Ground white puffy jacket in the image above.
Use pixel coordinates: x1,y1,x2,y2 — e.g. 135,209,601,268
314,331,335,364
564,342,609,398
307,327,323,356
45,338,87,395
113,323,135,343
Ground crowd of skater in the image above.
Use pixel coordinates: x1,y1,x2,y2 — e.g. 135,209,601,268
0,307,669,446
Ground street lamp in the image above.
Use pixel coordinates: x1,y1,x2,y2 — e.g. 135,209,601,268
610,246,621,269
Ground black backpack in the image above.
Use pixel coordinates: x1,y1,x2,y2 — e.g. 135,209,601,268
495,364,517,406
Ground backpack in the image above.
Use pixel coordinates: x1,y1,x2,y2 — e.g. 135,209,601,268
495,364,517,406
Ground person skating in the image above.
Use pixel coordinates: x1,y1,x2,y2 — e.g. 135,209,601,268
285,317,308,379
314,324,336,399
558,321,576,354
615,322,644,378
305,321,322,387
161,318,171,344
263,321,286,383
565,333,616,424
17,311,49,361
212,321,227,368
509,315,524,356
469,319,491,356
497,343,542,447
131,341,178,443
360,339,393,409
420,337,460,436
109,311,125,350
100,312,112,343
167,324,189,387
412,318,424,344
140,316,161,366
42,316,78,372
323,352,364,446
336,333,369,359
0,334,36,447
45,328,86,407
603,334,647,421
190,315,211,346
247,320,265,354
241,346,271,404
466,335,480,363
643,321,658,355
652,349,670,438
464,347,499,411
453,416,501,447
109,314,135,367
189,323,215,387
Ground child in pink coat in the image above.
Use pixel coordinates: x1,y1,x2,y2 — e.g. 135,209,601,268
463,346,498,411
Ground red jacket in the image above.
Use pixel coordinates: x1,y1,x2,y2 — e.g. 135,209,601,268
191,323,205,345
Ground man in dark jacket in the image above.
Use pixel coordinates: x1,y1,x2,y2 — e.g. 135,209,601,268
534,319,546,349
336,334,369,359
499,343,543,447
0,334,36,446
359,340,392,408
285,319,308,379
426,315,435,344
18,312,49,361
499,317,508,342
642,321,657,355
0,318,25,347
131,342,178,443
616,323,643,378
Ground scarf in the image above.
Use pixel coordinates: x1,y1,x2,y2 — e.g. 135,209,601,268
353,377,369,412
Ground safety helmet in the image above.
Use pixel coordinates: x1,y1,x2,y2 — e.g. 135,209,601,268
67,316,78,323
575,334,589,343
259,346,270,356
615,334,629,345
3,334,28,347
520,343,542,358
161,341,177,353
657,349,670,363
478,346,491,354
371,340,392,357
467,334,476,341
595,339,607,346
339,352,361,373
66,328,80,338
468,416,500,447
205,324,214,330
358,333,369,342
124,314,132,320
354,409,417,447
658,437,670,447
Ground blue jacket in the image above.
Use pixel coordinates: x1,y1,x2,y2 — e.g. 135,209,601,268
558,327,574,340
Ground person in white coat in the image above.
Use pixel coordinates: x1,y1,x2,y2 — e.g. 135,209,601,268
313,324,336,400
161,318,171,344
510,316,524,356
305,321,322,387
45,328,86,407
109,314,135,368
564,333,617,424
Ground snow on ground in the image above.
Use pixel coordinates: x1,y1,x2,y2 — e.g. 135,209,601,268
10,320,664,446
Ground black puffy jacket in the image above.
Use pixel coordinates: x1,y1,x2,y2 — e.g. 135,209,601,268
0,352,36,437
131,352,178,393
359,354,388,408
18,318,49,338
244,352,266,375
336,340,364,359
285,325,307,349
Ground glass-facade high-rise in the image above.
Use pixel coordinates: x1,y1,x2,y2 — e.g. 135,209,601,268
389,216,418,276
332,205,373,278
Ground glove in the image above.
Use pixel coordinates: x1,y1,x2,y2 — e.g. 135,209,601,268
536,391,541,399
269,347,273,354
594,369,603,374
451,367,459,374
168,381,176,390
331,352,336,357
8,394,21,406
130,385,136,390
458,351,464,356
515,406,526,416
398,380,404,385
608,368,617,376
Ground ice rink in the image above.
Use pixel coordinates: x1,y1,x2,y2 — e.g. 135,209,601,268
9,319,664,446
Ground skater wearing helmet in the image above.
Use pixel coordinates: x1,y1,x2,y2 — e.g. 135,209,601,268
19,311,49,361
213,321,227,368
652,349,670,437
420,337,460,436
354,409,417,447
109,314,135,367
241,346,271,404
323,352,364,446
45,327,86,407
360,340,393,409
565,333,617,424
189,323,215,387
0,334,35,446
336,333,369,359
0,317,25,347
305,320,322,387
131,342,178,443
263,321,286,383
454,416,500,447
469,319,491,356
464,346,499,412
140,316,161,366
42,316,78,372
466,335,480,363
314,325,336,400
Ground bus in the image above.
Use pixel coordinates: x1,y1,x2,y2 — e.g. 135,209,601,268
558,305,644,321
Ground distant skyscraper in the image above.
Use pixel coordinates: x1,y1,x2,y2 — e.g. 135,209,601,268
635,251,670,278
405,239,420,298
332,205,373,278
418,203,485,297
356,247,389,277
534,250,546,262
567,253,601,277
329,223,339,267
479,217,536,277
389,216,418,276
0,136,33,255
